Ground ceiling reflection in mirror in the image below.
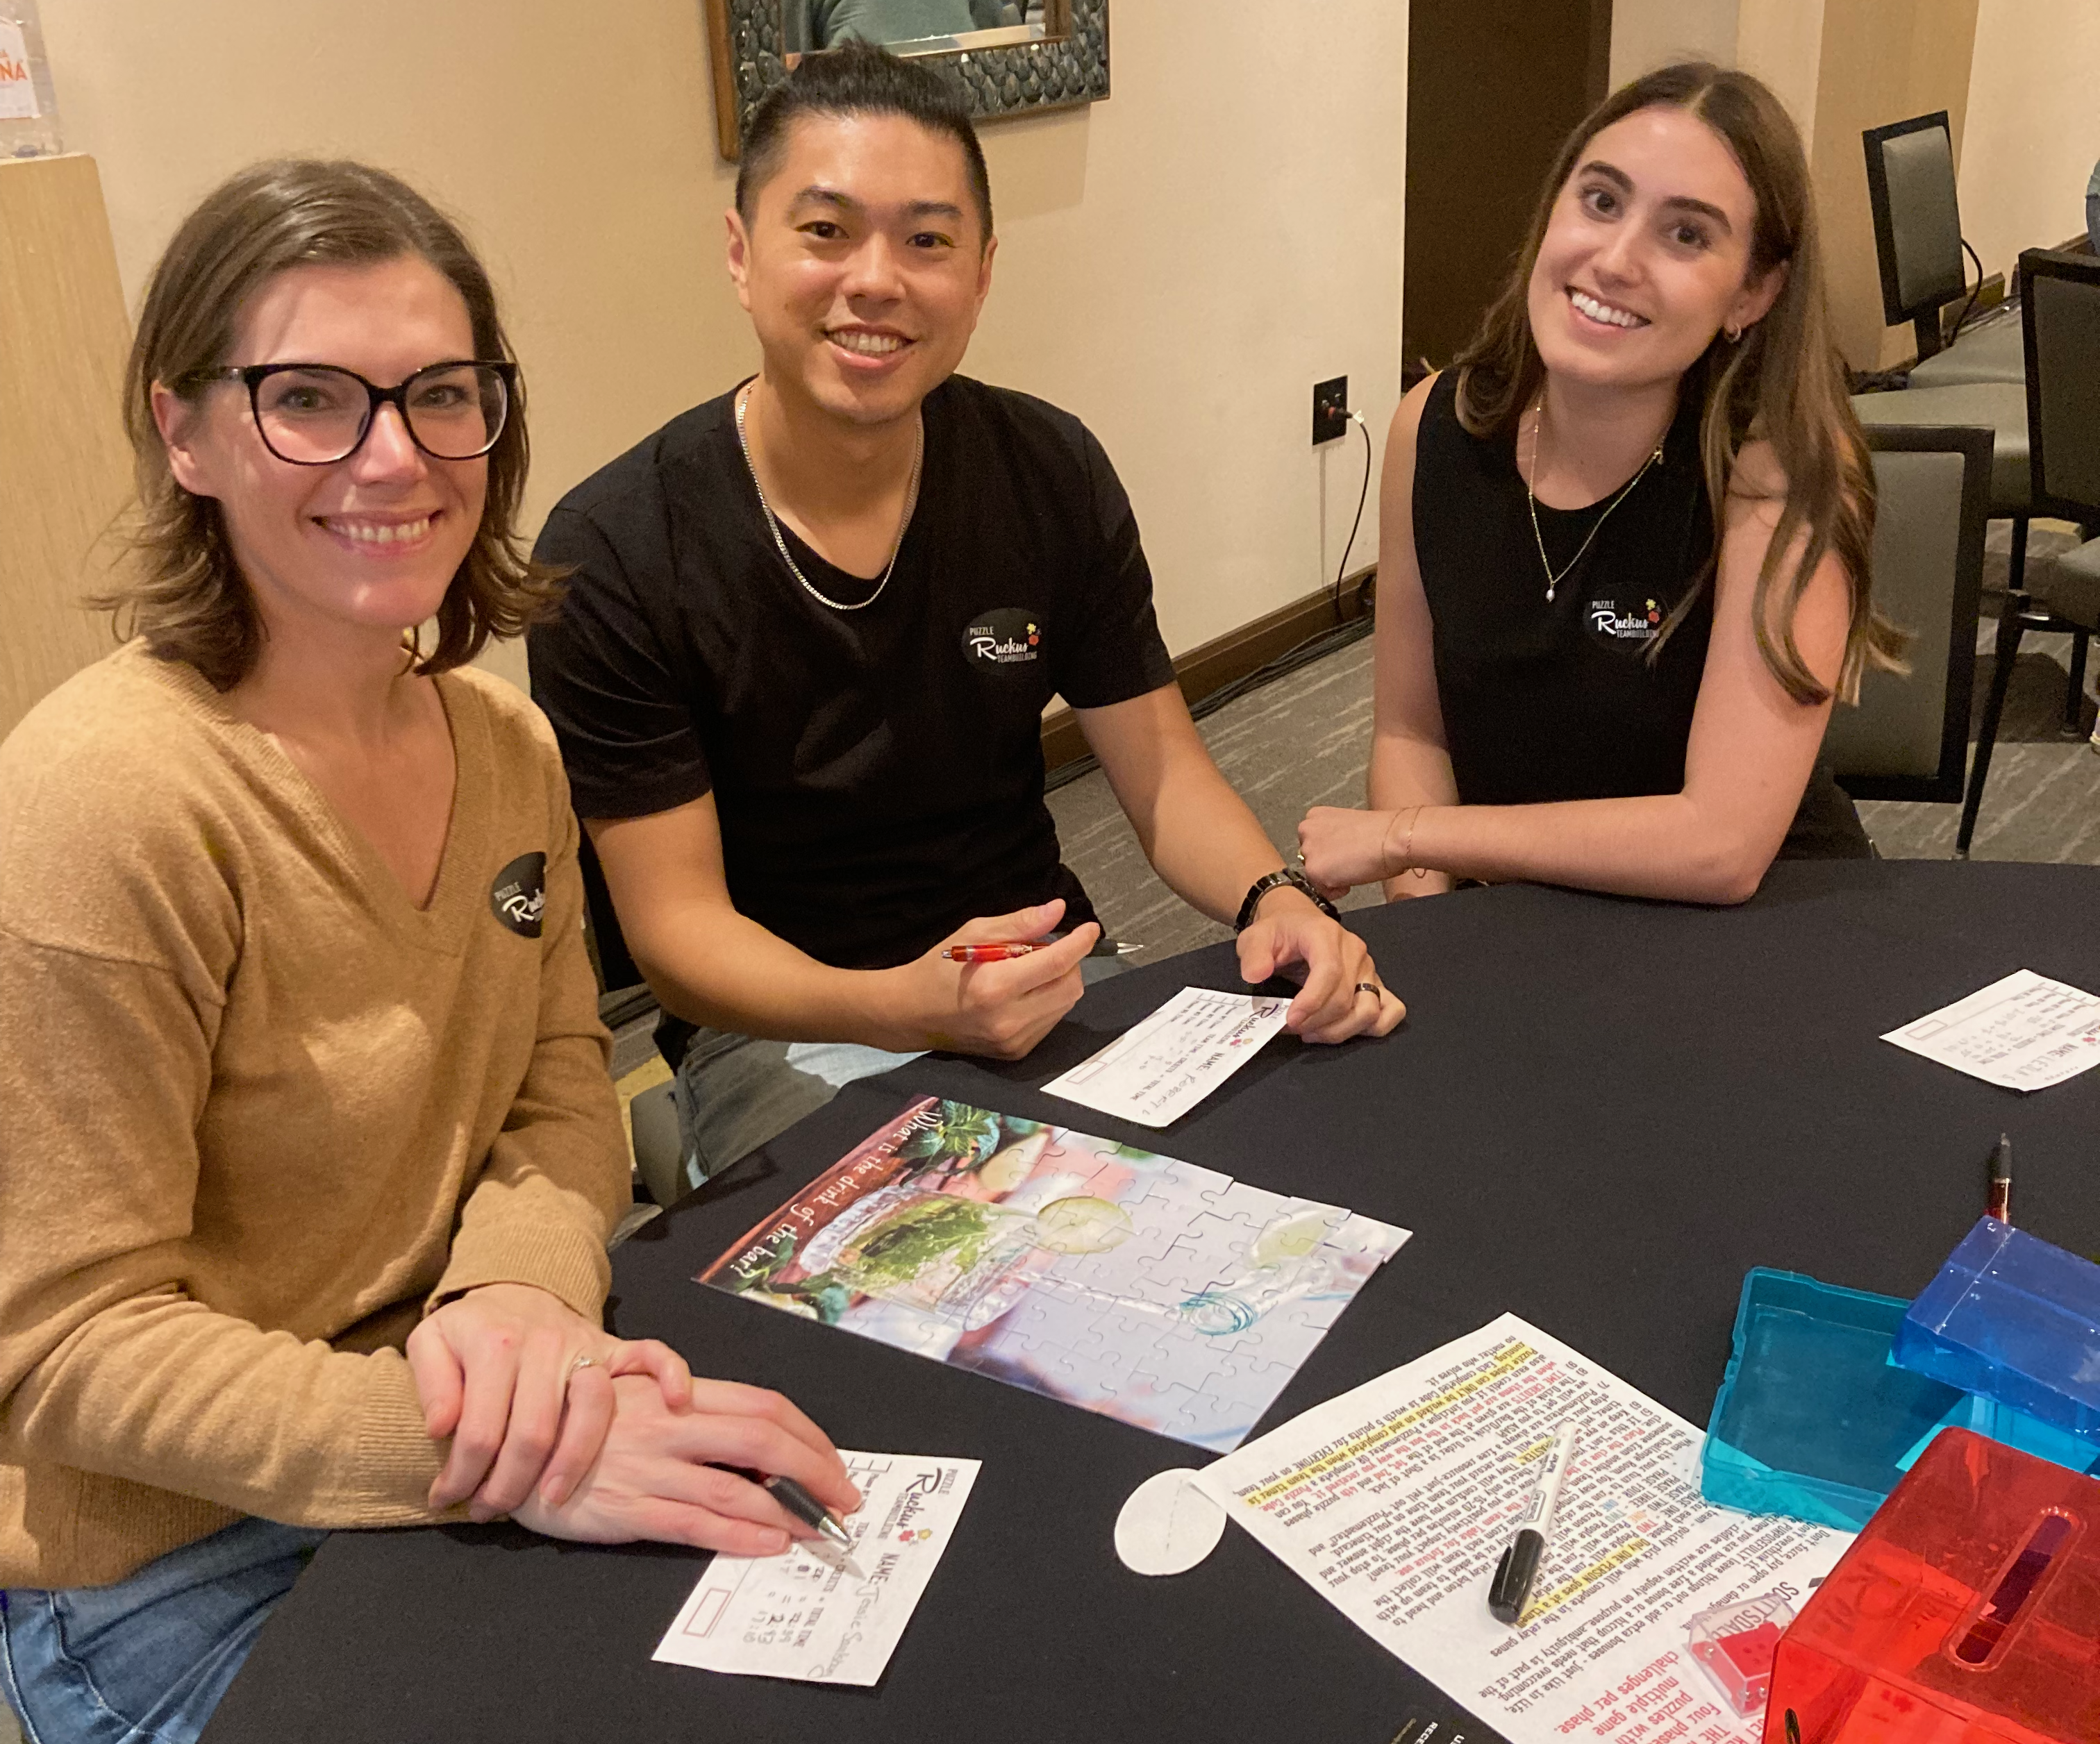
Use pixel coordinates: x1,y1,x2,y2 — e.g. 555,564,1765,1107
785,1,1058,57
785,1,1052,56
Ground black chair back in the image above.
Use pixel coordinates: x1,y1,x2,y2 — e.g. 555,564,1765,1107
2020,247,2100,526
579,826,646,997
1863,112,1965,359
1825,426,1992,804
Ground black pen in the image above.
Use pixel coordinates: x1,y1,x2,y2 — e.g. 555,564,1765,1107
1488,1421,1579,1625
762,1473,866,1577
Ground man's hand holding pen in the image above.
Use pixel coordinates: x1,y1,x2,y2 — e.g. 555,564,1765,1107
871,897,1097,1057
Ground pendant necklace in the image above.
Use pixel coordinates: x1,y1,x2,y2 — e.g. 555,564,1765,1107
1525,394,1665,603
734,382,923,613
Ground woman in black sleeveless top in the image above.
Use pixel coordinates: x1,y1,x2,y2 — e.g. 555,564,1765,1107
1299,64,1903,905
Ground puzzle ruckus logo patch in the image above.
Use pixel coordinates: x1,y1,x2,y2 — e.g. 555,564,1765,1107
962,605,1042,669
489,850,547,938
1586,594,1665,646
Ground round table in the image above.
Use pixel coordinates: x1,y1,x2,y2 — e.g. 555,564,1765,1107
203,862,2100,1744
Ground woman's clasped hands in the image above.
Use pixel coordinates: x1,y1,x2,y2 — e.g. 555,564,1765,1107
406,1281,857,1555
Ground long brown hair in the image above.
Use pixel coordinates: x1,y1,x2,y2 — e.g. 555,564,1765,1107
106,159,562,689
1453,62,1905,704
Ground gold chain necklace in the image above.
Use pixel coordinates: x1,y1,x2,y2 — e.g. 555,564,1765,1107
1525,396,1665,603
734,383,923,613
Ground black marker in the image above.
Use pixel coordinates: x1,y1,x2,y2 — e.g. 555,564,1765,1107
1488,1422,1578,1625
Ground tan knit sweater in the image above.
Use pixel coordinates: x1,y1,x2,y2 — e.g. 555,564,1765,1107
0,644,627,1588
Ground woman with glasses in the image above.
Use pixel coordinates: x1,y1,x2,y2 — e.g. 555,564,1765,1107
0,160,855,1744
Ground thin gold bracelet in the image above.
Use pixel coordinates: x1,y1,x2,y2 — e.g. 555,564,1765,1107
1379,806,1408,871
1390,805,1431,882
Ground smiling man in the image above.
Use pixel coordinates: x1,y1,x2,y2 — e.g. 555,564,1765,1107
528,44,1402,1191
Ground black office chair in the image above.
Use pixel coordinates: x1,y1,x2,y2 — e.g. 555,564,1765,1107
1861,111,2023,387
578,830,692,1205
580,827,647,1001
1853,113,2032,658
1824,427,1991,807
1958,249,2100,848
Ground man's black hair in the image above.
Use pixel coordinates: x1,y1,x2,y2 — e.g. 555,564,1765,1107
735,40,994,242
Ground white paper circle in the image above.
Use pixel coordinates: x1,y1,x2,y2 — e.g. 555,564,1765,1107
1114,1467,1226,1576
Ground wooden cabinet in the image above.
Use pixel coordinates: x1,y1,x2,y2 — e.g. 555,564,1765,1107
1403,0,1613,378
0,153,131,741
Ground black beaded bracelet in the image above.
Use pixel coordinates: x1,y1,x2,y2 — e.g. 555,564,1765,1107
1234,867,1340,933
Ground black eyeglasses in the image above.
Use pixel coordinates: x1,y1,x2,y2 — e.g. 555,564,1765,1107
181,360,517,465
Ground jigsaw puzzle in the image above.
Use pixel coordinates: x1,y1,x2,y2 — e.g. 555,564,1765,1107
699,1096,1411,1450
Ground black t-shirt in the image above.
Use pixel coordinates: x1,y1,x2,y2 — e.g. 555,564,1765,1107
1410,371,1869,857
526,374,1176,974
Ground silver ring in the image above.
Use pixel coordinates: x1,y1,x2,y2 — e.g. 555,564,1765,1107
1294,849,1306,864
567,1354,602,1377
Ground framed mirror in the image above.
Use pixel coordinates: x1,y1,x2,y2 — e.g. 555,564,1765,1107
704,0,1109,160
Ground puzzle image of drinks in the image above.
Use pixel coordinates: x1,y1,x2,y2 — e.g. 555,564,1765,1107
701,1097,1410,1449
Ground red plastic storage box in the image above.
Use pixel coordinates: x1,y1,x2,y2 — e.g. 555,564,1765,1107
1765,1429,2100,1744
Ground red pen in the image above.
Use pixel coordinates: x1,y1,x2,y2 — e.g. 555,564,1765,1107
1985,1132,2012,1224
942,941,1039,962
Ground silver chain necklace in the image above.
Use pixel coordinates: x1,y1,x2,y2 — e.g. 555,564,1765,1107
1525,394,1664,603
734,383,923,613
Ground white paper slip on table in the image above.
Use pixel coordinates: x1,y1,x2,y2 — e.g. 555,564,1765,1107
653,1452,978,1686
1883,969,2100,1091
1040,985,1292,1126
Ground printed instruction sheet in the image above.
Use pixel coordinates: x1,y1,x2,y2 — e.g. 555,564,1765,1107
1882,968,2100,1091
1040,986,1292,1126
652,1451,978,1686
1192,1316,1851,1744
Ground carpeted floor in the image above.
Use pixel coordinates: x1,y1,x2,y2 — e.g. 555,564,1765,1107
1049,525,2099,966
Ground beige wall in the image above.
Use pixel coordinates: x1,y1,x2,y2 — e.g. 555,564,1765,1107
1806,0,1980,370
1734,0,1826,150
0,154,133,739
1609,0,1741,88
1959,0,2100,285
40,0,1407,695
1605,0,1833,160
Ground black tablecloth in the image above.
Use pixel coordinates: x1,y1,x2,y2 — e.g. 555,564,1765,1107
205,862,2100,1744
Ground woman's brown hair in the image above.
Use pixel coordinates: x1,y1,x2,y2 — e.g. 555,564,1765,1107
106,159,560,689
1452,62,1906,704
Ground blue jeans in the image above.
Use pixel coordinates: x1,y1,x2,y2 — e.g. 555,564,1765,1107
669,954,1134,1193
0,1518,327,1744
669,1028,927,1195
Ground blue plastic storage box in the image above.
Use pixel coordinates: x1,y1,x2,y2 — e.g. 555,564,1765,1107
1701,1268,1965,1530
1892,1216,2100,1448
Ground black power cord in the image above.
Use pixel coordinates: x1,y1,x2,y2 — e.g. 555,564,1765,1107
1331,409,1373,622
1947,236,1988,349
1044,614,1376,794
1044,606,1376,795
1045,410,1379,796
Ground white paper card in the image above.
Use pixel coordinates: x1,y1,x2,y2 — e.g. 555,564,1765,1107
1882,968,2100,1091
1040,985,1291,1126
1192,1316,1851,1744
0,23,40,120
651,1451,978,1686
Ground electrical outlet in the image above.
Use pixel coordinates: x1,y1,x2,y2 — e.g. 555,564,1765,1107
1312,376,1349,444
